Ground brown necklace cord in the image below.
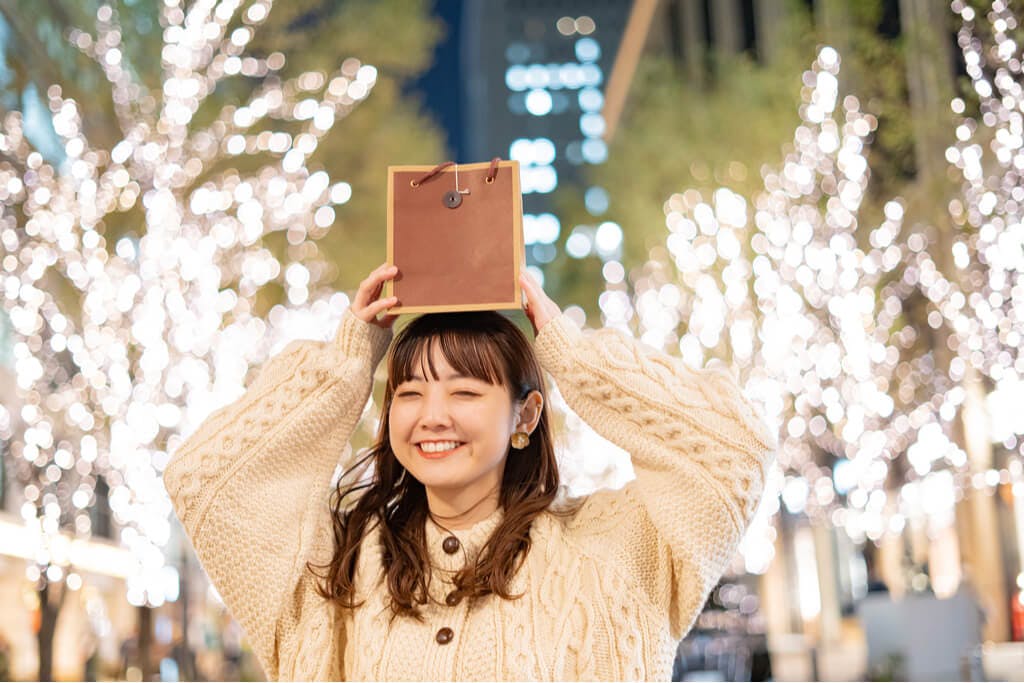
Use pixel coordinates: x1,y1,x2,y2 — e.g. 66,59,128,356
411,161,455,187
427,485,501,532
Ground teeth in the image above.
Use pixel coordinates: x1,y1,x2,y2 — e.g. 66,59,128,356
419,441,461,453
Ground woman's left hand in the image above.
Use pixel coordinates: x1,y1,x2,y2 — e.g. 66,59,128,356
519,270,561,335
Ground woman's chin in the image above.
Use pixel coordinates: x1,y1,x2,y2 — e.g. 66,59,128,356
410,470,468,491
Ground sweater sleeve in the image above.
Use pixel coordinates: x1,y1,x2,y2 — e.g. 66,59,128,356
534,313,776,639
162,309,392,679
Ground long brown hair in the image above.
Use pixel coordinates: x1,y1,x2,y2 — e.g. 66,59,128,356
309,311,559,619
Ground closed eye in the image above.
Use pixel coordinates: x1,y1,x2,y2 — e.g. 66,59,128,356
396,391,421,398
454,391,480,397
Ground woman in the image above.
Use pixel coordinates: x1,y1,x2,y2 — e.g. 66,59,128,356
163,263,775,680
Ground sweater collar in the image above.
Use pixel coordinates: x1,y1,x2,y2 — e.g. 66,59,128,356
424,505,504,573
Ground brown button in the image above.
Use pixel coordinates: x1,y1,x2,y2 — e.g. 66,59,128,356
443,190,462,209
445,591,460,607
435,627,454,644
442,536,460,554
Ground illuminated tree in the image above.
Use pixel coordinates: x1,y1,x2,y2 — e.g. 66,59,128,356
945,0,1024,453
0,0,413,676
599,49,962,574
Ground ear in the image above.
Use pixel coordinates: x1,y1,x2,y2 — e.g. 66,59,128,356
515,390,544,434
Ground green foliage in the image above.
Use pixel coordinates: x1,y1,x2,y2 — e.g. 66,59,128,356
313,76,446,292
237,0,449,291
244,0,442,78
552,1,915,318
0,0,162,147
842,0,915,192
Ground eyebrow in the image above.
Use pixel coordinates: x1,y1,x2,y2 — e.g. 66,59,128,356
407,372,476,382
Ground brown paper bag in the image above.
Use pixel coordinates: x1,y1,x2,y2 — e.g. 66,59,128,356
385,159,524,314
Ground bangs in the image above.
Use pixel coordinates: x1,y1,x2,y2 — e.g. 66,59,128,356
388,325,510,390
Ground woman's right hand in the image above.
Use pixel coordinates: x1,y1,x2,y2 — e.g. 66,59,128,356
351,262,400,329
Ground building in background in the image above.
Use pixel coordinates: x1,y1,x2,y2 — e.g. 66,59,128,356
461,0,631,276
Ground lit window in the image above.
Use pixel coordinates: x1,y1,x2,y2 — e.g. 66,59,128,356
505,65,527,91
509,138,534,163
525,64,550,89
580,112,606,137
566,229,593,258
581,139,607,163
535,213,561,243
525,89,553,116
580,64,603,87
585,186,609,215
575,38,601,63
547,64,564,88
511,138,556,165
578,87,604,112
521,165,558,194
523,214,540,244
559,64,584,89
532,243,557,263
533,138,556,165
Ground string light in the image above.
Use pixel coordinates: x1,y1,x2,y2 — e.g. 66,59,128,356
947,1,1024,449
589,47,998,569
0,0,374,605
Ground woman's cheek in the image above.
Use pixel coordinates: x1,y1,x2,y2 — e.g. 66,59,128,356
388,405,412,443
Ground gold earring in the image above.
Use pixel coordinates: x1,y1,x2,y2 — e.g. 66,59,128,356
510,431,530,449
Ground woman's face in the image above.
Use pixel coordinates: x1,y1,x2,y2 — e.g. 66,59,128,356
388,341,520,497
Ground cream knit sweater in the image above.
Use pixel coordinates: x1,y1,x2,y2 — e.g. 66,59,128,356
164,310,775,681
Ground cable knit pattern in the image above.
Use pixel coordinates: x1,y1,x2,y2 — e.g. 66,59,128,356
163,310,775,681
163,309,392,679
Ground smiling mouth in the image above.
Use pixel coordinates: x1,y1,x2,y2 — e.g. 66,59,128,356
415,442,465,459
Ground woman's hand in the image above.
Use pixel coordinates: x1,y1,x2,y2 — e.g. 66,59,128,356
519,270,561,335
351,262,400,329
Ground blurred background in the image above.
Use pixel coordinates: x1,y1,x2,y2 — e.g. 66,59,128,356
1,0,1023,680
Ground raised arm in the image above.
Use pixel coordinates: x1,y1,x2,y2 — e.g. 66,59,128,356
534,313,775,639
163,265,399,678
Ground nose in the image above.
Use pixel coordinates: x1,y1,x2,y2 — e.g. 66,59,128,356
418,389,452,429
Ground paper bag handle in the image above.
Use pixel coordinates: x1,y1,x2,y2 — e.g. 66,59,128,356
410,158,503,188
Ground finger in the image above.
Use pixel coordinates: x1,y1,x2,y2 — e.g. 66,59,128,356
356,265,398,304
364,296,398,317
519,272,535,298
521,272,544,303
365,264,398,289
368,279,385,300
364,262,397,282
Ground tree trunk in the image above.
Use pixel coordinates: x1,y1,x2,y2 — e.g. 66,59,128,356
36,577,65,682
899,0,955,185
137,605,158,681
897,0,1011,643
680,0,707,86
754,0,786,65
709,0,742,56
